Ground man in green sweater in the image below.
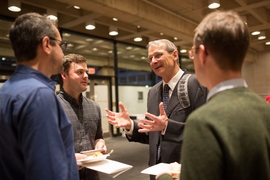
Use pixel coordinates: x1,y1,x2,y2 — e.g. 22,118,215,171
157,10,270,180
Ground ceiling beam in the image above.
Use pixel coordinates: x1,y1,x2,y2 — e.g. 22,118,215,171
235,0,267,24
60,13,101,28
57,0,196,44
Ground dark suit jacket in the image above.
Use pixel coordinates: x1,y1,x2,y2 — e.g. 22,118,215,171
127,73,207,168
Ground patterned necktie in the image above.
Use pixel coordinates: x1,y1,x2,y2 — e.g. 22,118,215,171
163,84,170,110
157,84,170,163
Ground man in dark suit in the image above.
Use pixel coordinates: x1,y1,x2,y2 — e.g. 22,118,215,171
106,39,207,180
157,10,270,180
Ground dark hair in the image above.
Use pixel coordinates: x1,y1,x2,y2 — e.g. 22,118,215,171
62,54,87,74
9,12,57,62
194,10,250,71
58,54,87,86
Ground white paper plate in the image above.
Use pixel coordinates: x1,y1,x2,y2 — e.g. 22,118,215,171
141,162,181,176
77,154,110,164
80,149,103,156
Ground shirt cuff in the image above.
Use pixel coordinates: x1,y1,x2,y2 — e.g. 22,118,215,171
124,119,134,137
161,120,168,135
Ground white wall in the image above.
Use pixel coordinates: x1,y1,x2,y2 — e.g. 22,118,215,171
94,85,111,133
242,50,270,98
111,85,151,118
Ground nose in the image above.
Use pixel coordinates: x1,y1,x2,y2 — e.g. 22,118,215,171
151,56,158,63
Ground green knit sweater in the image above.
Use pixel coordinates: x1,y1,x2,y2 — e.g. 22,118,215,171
180,87,270,180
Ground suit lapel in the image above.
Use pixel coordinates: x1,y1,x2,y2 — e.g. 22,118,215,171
151,82,163,114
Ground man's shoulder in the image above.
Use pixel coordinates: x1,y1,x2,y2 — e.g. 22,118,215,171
185,74,207,95
176,73,200,90
186,74,199,86
179,73,207,109
82,96,100,107
82,96,93,102
56,91,65,101
2,76,52,97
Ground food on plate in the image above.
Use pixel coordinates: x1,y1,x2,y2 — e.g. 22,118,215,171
168,162,181,178
92,151,103,157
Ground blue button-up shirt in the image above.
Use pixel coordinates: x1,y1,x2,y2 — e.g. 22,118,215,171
0,65,79,180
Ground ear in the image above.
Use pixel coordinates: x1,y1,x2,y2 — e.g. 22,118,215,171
198,44,207,65
61,71,67,80
172,50,178,61
40,36,52,55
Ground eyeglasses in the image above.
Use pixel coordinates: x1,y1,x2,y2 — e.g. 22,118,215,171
188,47,197,60
49,37,67,51
147,52,163,63
147,51,174,63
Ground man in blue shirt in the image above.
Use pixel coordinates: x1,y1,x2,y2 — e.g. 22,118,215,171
0,12,79,180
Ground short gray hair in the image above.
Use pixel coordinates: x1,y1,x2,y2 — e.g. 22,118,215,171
147,39,179,65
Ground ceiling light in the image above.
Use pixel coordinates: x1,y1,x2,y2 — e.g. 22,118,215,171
8,0,21,12
126,46,133,50
67,44,74,48
182,58,190,62
85,20,95,30
86,38,93,42
47,9,58,20
74,6,80,9
208,0,220,9
174,37,178,40
112,18,118,21
265,42,270,45
258,36,266,40
137,25,140,28
63,33,71,37
160,32,163,36
109,26,118,36
134,37,142,42
180,49,187,53
258,32,266,40
251,31,260,36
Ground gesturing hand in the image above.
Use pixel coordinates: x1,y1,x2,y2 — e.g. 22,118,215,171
105,102,132,130
138,102,168,133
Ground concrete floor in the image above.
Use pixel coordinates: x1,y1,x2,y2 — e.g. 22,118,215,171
99,136,150,180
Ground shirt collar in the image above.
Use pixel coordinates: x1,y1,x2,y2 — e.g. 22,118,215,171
163,69,184,90
207,78,248,101
61,90,83,106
